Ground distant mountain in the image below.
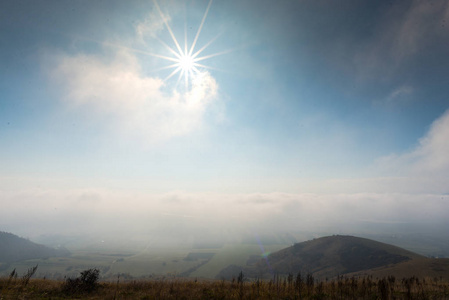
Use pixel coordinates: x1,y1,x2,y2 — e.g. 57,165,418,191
0,231,70,263
217,235,433,280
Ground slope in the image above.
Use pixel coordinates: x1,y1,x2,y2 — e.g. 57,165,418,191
0,231,70,264
217,235,427,280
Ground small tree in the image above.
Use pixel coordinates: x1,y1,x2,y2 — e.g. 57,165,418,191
79,268,100,290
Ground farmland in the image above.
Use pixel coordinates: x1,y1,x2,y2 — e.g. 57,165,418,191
0,241,291,281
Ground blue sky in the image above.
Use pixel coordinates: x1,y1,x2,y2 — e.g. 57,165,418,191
1,0,449,237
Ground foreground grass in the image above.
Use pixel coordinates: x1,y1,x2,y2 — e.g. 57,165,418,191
1,274,449,299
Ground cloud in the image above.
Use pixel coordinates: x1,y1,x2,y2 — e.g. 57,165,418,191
1,187,447,240
136,8,167,41
377,109,449,180
50,50,218,144
387,85,413,102
403,109,449,175
373,85,414,107
391,0,448,59
354,0,449,80
287,109,449,195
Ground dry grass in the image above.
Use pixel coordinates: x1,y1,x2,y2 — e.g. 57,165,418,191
1,274,449,299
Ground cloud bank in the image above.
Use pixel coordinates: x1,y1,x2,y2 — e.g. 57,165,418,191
1,188,447,241
50,50,217,145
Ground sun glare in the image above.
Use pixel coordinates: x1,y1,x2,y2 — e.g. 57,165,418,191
150,0,224,91
83,1,232,93
179,54,195,73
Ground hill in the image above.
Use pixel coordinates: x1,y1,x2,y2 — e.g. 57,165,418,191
217,235,444,280
0,231,70,266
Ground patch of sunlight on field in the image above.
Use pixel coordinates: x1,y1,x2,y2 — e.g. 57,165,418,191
189,243,289,279
108,248,201,277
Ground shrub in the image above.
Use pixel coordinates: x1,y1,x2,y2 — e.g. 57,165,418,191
63,268,100,294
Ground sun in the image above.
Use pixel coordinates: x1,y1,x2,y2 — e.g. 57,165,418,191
179,53,195,73
150,0,227,91
91,0,230,92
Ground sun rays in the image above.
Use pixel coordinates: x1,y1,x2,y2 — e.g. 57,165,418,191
65,0,227,93
152,0,220,91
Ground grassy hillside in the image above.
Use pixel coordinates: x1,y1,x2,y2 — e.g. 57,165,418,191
189,243,287,279
347,257,449,280
0,232,70,266
1,273,449,299
218,235,431,280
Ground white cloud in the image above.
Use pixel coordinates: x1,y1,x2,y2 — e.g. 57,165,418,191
403,109,449,175
286,108,449,195
50,50,218,144
376,109,449,181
